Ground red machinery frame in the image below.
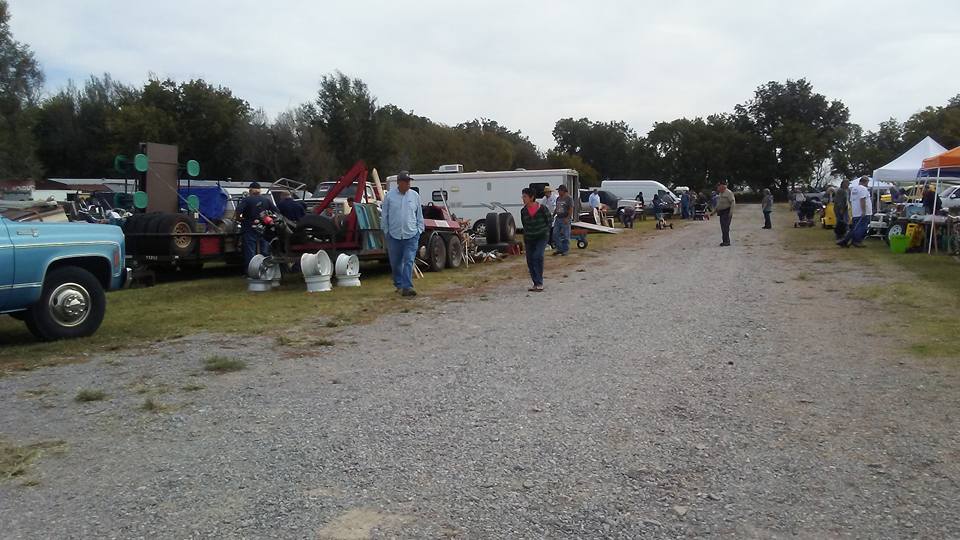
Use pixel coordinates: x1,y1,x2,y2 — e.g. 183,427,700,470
303,160,369,250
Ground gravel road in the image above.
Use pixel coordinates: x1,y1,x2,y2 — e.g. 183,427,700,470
2,208,958,539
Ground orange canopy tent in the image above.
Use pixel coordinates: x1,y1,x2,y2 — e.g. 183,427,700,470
921,146,960,169
920,146,960,253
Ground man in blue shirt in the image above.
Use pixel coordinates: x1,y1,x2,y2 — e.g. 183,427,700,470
381,171,424,297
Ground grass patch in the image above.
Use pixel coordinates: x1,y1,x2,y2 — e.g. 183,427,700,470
140,398,160,412
1,439,66,481
74,389,106,402
203,356,246,373
0,222,651,371
275,335,295,347
181,383,205,392
312,338,335,347
782,215,960,360
795,272,811,281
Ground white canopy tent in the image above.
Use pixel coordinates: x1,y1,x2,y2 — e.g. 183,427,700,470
872,136,947,183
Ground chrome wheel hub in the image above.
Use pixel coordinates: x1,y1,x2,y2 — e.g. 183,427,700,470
49,282,91,327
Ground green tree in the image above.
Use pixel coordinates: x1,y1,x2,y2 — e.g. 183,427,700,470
33,74,135,177
903,95,960,150
546,149,599,186
314,72,389,172
0,0,43,178
734,79,849,194
552,117,636,178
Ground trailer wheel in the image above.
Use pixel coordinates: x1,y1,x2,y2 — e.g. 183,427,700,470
427,233,446,272
498,212,516,243
153,214,198,257
577,239,587,249
472,219,487,238
445,235,463,268
485,212,500,244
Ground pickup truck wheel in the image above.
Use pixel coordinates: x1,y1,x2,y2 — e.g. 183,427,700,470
427,233,446,272
485,212,500,244
25,267,106,341
445,235,463,268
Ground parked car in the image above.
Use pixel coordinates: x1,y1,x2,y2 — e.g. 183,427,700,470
0,216,129,340
940,185,960,210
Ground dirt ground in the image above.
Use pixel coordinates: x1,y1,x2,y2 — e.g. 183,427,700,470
1,207,958,539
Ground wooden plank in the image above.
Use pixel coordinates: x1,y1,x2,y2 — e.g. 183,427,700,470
571,221,622,234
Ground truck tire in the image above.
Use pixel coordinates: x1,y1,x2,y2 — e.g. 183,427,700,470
485,212,500,244
138,213,165,254
498,212,516,243
445,235,463,268
25,266,106,341
427,233,446,272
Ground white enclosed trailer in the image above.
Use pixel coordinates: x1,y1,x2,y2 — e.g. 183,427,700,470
386,167,581,236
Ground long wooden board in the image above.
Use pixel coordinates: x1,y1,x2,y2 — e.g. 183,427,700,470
571,221,622,234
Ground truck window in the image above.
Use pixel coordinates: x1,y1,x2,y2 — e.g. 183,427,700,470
432,190,449,203
529,183,548,198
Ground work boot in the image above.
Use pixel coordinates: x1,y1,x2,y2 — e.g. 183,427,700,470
401,288,417,297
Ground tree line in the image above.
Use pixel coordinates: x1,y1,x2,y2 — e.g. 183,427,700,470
1,1,958,195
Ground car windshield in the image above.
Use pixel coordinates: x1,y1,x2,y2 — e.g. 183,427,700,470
314,182,357,199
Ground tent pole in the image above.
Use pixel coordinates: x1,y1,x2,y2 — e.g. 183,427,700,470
928,168,941,254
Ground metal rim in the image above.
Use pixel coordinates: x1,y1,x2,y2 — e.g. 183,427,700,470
172,221,192,249
48,282,91,328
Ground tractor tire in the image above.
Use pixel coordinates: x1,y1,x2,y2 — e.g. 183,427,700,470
498,212,516,243
445,235,463,269
140,213,167,254
485,212,500,244
24,266,106,341
427,233,446,272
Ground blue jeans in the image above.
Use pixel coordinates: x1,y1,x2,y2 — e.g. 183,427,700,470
552,219,571,254
387,234,420,290
524,237,547,287
840,215,869,245
242,229,270,268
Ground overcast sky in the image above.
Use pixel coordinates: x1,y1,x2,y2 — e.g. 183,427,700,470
9,0,960,150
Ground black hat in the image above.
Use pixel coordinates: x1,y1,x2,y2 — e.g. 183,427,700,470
249,181,261,189
557,185,568,192
397,171,413,182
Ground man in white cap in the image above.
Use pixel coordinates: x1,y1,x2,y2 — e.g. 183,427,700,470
539,186,558,248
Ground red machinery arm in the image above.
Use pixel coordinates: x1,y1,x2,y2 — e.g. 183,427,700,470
312,160,368,244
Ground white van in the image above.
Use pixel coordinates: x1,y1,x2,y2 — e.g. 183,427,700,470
600,180,679,214
386,167,581,236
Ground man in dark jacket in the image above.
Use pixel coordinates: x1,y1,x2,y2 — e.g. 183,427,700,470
276,191,306,223
236,182,279,267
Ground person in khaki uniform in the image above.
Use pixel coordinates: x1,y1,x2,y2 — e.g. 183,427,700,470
713,180,736,246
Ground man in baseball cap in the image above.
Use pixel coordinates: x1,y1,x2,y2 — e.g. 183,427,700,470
235,181,279,267
382,171,425,296
552,185,574,255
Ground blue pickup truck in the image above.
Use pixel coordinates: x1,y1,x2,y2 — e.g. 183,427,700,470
0,216,128,341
